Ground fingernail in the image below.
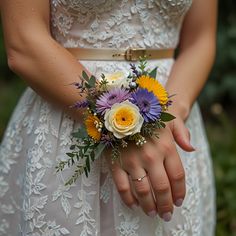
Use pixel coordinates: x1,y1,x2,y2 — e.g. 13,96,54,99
148,210,157,218
189,142,196,151
175,198,183,207
131,204,139,210
162,212,172,222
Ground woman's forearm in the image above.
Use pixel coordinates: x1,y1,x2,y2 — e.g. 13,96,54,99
166,35,216,120
1,0,88,121
166,0,217,120
7,34,88,120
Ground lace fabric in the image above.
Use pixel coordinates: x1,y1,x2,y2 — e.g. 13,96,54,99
0,0,215,235
50,0,192,49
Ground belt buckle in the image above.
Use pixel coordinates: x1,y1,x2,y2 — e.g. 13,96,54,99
125,48,147,61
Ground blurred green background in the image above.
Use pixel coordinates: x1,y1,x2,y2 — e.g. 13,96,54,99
0,1,236,235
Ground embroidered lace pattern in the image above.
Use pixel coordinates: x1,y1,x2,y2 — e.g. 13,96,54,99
0,0,215,235
50,0,192,49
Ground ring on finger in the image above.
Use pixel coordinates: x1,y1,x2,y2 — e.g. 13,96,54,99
131,174,148,182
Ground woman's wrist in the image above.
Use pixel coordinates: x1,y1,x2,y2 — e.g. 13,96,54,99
168,100,191,121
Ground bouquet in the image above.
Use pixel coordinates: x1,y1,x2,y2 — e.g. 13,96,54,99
56,58,175,185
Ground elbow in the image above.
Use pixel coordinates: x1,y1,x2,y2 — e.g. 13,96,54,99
6,33,52,76
7,47,24,75
6,44,36,77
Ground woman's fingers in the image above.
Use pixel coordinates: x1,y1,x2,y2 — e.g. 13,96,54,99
170,118,195,152
111,162,138,209
106,124,187,220
148,162,174,221
128,168,157,217
164,150,186,207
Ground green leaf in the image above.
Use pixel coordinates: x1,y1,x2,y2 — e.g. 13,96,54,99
66,153,75,158
91,151,95,162
149,67,157,78
89,76,96,87
94,143,106,160
85,82,91,89
72,126,88,139
84,167,88,177
82,71,89,81
159,121,166,128
86,157,91,172
160,112,176,122
80,152,85,159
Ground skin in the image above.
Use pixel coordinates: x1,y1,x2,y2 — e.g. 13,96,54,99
0,0,217,222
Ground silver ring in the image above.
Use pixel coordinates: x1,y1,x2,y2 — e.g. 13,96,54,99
131,174,147,182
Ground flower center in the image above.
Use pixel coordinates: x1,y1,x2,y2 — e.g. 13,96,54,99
109,95,117,100
114,108,134,127
142,100,150,112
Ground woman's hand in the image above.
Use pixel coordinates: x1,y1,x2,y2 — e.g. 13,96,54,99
106,114,195,221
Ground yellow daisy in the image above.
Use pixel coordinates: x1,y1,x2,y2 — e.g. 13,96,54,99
136,75,168,105
85,114,102,141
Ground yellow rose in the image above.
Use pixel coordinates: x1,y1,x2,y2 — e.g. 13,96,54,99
104,71,130,89
104,101,144,139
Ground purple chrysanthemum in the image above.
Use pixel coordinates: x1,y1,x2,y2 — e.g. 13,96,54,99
130,88,162,122
96,88,131,115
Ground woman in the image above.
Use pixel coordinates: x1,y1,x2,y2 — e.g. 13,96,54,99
0,0,217,235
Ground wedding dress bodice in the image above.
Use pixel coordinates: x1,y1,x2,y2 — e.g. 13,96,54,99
50,0,192,49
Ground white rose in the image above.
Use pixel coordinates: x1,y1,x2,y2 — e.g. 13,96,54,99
103,71,130,89
104,101,144,139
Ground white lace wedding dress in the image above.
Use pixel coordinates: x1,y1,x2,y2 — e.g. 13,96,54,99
0,0,215,235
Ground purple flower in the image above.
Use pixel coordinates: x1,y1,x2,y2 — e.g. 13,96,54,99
130,89,162,122
166,99,173,107
130,63,140,77
96,88,131,115
70,100,89,109
101,134,114,147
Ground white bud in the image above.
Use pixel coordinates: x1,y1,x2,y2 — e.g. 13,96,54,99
129,82,137,89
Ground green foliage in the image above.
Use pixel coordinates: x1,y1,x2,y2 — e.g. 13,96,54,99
149,67,157,78
72,126,88,139
138,57,148,73
141,120,165,137
111,143,121,163
199,0,236,108
160,112,175,122
205,113,236,236
56,139,105,185
0,80,26,138
0,22,26,139
98,74,109,91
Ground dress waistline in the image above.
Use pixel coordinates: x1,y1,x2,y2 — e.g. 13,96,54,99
66,47,174,62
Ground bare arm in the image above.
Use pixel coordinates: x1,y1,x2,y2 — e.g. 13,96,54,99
166,0,217,120
1,0,88,120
